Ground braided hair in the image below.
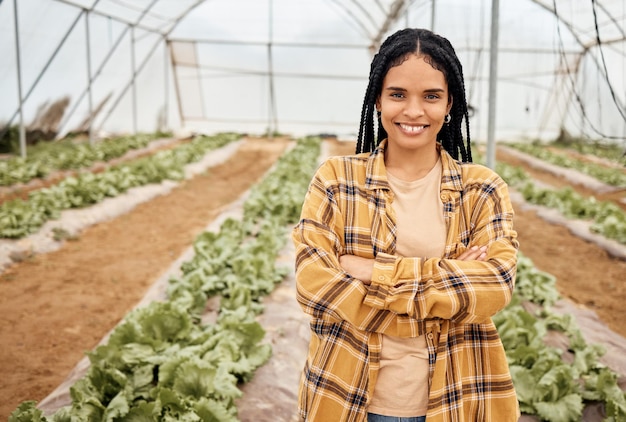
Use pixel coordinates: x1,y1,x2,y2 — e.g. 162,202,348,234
355,28,472,162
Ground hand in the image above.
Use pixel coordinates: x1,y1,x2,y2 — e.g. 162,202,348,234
339,254,374,285
457,245,488,261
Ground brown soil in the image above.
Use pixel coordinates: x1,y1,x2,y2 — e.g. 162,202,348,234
1,138,625,421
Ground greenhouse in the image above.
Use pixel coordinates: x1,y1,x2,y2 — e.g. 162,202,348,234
1,0,625,421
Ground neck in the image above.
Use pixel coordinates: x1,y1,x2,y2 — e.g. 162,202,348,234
384,143,439,181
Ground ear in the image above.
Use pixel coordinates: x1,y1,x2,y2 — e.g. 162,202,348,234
375,96,381,113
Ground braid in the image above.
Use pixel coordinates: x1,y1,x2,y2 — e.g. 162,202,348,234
356,28,473,163
356,54,388,154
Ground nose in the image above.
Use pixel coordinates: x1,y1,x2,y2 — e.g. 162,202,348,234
402,97,424,119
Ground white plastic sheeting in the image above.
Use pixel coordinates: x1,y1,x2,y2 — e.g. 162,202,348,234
0,0,625,142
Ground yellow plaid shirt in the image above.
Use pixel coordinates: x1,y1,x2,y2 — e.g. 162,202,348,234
292,141,520,421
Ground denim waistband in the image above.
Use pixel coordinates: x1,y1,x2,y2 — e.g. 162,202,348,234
367,413,426,422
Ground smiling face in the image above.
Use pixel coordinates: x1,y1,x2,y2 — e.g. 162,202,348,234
377,54,452,155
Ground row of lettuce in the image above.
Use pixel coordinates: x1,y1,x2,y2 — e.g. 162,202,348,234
0,133,237,239
506,141,626,187
495,158,626,245
551,138,626,167
0,132,174,186
468,144,626,246
10,136,321,422
5,136,626,421
497,254,626,421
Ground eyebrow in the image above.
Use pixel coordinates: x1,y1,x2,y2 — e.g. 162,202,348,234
384,86,446,93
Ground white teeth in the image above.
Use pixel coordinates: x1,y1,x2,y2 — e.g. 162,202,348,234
399,124,425,133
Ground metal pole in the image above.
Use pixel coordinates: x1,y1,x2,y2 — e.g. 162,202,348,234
13,0,26,157
195,42,207,121
85,11,94,144
486,0,499,169
131,26,138,133
431,0,436,31
168,41,185,130
405,8,409,27
267,0,278,139
163,37,169,133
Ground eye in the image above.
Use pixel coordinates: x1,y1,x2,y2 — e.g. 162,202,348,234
425,94,440,100
390,92,404,99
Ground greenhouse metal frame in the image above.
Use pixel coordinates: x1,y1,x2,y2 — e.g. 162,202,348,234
1,0,625,158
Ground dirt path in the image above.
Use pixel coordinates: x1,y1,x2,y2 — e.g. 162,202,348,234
514,205,626,333
0,137,289,420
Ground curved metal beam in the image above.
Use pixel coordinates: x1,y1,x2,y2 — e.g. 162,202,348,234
369,0,406,54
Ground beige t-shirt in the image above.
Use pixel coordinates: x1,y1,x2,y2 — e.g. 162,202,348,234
368,159,446,417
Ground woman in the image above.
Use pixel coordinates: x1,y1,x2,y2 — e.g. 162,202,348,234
292,28,520,422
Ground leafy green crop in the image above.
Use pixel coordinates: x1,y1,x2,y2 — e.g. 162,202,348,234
516,182,626,244
0,134,237,239
0,133,169,186
551,137,626,166
507,142,626,188
483,155,626,245
496,254,626,421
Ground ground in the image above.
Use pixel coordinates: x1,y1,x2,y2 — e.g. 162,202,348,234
0,137,625,420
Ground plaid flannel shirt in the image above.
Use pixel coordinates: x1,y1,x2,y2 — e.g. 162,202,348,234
292,141,520,422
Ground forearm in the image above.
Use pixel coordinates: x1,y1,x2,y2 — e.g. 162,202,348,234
363,238,518,322
338,254,374,284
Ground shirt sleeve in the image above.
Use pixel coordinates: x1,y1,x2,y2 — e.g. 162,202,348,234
292,162,405,334
363,173,519,324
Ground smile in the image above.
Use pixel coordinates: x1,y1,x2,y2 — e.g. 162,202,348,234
398,123,427,133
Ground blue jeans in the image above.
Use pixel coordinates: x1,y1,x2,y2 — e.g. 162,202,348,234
367,414,426,422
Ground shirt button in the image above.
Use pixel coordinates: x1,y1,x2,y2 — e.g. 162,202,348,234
440,194,448,201
378,276,385,281
427,333,434,339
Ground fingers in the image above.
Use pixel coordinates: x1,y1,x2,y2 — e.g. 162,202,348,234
457,245,488,261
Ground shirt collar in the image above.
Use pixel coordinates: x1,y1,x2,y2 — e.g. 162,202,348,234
364,139,465,192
